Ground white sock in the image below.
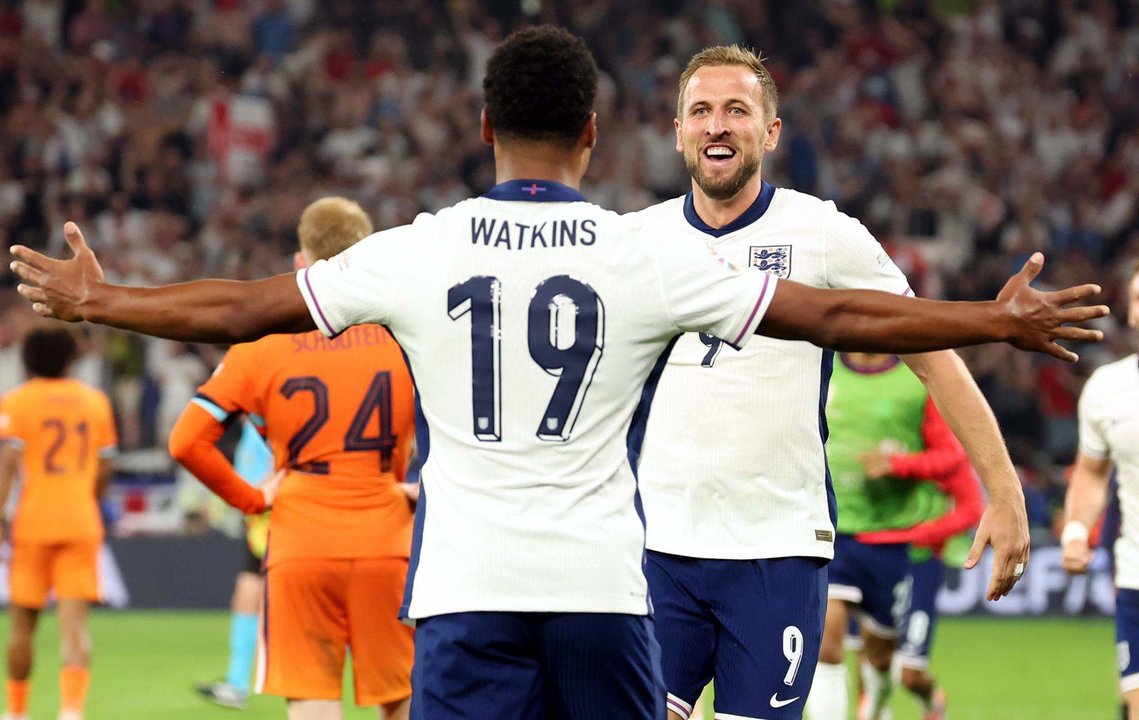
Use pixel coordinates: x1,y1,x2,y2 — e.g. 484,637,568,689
806,662,848,720
859,659,893,720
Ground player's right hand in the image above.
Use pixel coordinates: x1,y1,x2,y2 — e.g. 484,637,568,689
996,252,1107,362
10,221,106,322
1061,538,1093,575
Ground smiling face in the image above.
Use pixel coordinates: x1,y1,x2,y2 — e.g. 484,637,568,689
676,64,781,202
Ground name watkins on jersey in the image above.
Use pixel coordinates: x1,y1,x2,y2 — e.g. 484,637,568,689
471,217,598,251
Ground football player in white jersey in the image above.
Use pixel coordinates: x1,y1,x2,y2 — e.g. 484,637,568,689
9,27,1106,720
631,45,1042,720
1063,261,1139,720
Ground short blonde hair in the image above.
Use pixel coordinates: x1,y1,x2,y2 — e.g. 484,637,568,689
297,197,374,261
677,45,778,121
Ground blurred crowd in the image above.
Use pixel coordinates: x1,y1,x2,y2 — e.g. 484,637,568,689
0,0,1137,534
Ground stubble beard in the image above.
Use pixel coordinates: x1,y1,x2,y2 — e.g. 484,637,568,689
685,150,761,202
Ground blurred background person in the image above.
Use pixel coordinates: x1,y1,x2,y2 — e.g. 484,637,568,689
0,326,117,720
1063,261,1139,720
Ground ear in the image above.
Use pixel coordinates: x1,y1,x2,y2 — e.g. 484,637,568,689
674,116,683,153
765,116,782,152
480,107,494,146
293,251,308,270
581,112,598,149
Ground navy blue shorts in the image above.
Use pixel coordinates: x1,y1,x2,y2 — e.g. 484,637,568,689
1117,589,1139,693
897,555,945,667
645,550,826,720
410,611,665,720
828,534,912,637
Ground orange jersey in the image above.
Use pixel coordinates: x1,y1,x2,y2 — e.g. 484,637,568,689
172,325,416,564
0,378,117,543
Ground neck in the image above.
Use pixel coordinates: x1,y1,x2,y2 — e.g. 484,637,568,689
494,141,585,189
689,170,765,229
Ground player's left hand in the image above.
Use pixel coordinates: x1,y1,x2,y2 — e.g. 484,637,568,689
996,252,1108,362
398,482,420,506
858,451,893,479
260,469,287,508
10,221,106,322
964,495,1030,601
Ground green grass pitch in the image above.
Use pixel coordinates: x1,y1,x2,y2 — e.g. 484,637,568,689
0,610,1120,719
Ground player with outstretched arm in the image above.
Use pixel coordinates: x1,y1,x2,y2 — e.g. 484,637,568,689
9,26,1106,720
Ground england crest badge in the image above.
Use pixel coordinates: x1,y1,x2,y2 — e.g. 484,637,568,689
749,245,792,278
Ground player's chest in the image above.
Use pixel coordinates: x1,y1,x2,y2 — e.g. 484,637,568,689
704,231,824,284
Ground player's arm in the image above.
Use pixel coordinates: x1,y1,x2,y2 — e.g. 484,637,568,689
168,403,269,514
95,457,114,499
757,253,1105,362
857,464,985,548
0,442,20,543
1061,451,1113,575
900,350,1031,599
10,223,315,343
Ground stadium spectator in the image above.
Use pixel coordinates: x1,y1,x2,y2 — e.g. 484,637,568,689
0,325,117,720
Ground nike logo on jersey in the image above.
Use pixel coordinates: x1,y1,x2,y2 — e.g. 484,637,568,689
770,693,800,708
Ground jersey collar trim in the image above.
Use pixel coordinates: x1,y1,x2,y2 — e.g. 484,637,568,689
683,181,776,237
839,352,902,375
482,179,587,203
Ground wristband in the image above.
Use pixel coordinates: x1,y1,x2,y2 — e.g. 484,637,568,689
1060,520,1090,546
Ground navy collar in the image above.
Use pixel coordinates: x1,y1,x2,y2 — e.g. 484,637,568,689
683,181,776,238
482,179,587,203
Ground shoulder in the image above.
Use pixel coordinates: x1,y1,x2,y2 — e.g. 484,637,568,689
338,214,444,265
772,187,834,213
627,196,686,223
763,190,869,240
0,385,23,407
63,380,108,408
216,339,267,374
1083,354,1138,398
763,188,841,226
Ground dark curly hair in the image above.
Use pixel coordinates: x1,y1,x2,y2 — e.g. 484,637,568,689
483,26,598,149
22,325,79,379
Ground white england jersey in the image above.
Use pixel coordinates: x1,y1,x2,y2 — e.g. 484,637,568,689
296,180,777,618
1077,354,1139,589
634,183,912,560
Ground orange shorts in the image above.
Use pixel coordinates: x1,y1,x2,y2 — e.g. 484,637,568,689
8,540,101,608
257,556,413,706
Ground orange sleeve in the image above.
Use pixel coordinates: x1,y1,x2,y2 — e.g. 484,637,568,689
168,402,267,514
196,345,260,419
0,392,25,447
